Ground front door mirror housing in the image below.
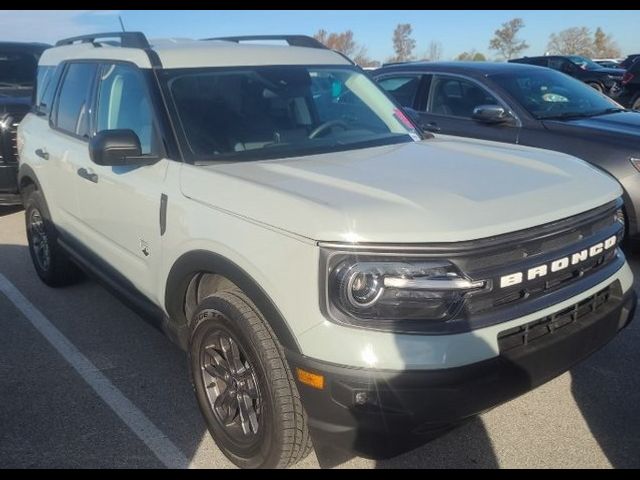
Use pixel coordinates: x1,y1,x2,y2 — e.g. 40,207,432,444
89,129,158,167
472,105,513,124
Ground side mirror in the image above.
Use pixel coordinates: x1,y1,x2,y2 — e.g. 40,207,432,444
472,105,513,124
89,129,156,166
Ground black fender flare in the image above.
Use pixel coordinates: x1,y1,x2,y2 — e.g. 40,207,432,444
165,250,302,353
17,163,43,193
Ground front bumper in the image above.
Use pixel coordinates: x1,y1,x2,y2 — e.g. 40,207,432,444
0,164,20,206
288,281,636,459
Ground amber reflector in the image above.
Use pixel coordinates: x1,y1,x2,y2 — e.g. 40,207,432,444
296,368,325,390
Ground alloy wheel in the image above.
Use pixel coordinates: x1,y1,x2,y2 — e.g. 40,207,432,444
200,330,262,443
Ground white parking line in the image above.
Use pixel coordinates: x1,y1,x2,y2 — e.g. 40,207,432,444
0,273,190,469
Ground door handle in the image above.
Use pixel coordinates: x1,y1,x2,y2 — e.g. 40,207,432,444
35,148,49,160
423,122,441,133
77,167,99,184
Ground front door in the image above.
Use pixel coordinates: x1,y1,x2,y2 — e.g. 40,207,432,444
418,74,520,144
73,62,169,299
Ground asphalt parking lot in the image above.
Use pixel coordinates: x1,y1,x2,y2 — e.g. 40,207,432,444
1,206,639,469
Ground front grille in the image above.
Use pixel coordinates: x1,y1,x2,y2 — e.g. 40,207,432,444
0,114,24,165
455,199,624,321
498,284,615,353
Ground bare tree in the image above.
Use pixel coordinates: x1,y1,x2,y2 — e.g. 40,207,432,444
421,40,443,61
547,27,594,57
489,18,529,60
389,23,416,62
313,29,357,56
593,27,621,58
456,50,487,61
313,29,377,67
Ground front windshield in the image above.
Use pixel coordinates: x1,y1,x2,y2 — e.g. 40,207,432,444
0,51,37,88
165,66,419,162
491,69,621,120
568,55,602,71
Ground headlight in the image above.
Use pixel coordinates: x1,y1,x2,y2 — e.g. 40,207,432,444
322,250,486,331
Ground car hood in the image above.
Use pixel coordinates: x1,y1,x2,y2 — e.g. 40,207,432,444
543,111,640,139
180,136,622,243
590,67,625,77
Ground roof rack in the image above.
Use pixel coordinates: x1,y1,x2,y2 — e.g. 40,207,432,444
55,32,150,49
203,35,327,50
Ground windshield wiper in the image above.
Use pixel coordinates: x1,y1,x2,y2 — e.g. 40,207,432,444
0,82,31,88
540,108,626,120
539,112,594,120
589,107,627,116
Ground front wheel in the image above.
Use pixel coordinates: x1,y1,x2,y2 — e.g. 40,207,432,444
189,288,312,468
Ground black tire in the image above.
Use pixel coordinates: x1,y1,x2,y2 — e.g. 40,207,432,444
588,82,604,93
23,187,84,287
189,288,312,469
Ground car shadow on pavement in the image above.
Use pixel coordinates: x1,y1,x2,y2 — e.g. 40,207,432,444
375,419,499,468
314,418,499,468
569,247,640,469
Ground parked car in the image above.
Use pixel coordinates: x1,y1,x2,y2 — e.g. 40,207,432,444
615,58,640,110
509,55,624,94
18,33,635,468
0,42,48,205
620,54,640,70
374,61,640,240
594,59,624,69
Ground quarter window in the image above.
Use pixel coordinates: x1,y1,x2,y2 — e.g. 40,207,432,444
428,76,499,118
96,63,155,154
55,63,97,137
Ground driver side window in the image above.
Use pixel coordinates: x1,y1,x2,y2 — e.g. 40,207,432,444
96,63,156,155
427,75,499,118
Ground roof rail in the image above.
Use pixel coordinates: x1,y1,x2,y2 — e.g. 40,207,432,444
203,35,327,50
55,32,150,49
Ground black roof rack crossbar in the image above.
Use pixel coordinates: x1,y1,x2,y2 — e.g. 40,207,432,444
55,32,150,49
203,35,327,50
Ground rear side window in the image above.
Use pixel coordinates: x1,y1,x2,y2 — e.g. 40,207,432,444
34,65,62,116
377,75,421,108
55,63,97,137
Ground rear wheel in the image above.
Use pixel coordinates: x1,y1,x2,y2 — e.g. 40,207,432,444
588,82,604,93
189,288,312,468
23,187,83,287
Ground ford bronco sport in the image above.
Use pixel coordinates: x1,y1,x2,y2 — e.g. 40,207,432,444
0,42,48,205
17,32,636,468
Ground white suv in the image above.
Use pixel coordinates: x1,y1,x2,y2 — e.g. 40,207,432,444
17,32,636,468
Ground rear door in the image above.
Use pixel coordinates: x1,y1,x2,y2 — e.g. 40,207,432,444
376,74,426,110
45,61,99,232
417,74,520,143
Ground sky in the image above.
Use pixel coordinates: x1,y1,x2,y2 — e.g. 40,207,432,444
1,10,638,61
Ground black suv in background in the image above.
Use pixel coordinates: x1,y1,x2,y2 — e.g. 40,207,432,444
616,59,640,110
621,54,640,70
0,42,48,206
509,55,624,95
